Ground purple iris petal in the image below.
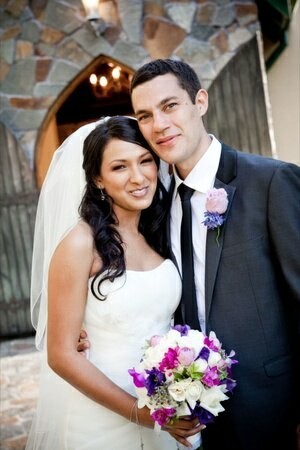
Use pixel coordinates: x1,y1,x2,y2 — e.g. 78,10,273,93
192,404,215,425
202,212,224,230
145,367,166,396
128,368,146,388
220,378,237,393
172,324,191,336
197,346,210,361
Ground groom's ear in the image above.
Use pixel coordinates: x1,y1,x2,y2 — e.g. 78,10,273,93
195,89,208,117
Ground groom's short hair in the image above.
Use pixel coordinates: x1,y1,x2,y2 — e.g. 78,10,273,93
130,59,201,104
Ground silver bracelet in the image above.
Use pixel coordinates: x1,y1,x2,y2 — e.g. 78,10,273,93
129,399,144,449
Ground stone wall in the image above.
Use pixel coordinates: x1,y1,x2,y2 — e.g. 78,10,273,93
0,0,259,174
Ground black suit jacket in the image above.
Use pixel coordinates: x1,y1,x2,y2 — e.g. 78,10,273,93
168,144,300,450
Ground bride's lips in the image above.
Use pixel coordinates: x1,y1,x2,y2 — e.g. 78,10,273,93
156,134,179,146
129,186,149,198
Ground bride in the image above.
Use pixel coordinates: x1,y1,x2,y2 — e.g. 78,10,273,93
26,116,203,450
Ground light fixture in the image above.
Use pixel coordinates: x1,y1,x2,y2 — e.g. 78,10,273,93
81,0,107,36
112,67,121,80
99,76,108,87
88,64,130,99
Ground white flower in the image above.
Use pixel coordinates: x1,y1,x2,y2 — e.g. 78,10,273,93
168,378,192,402
176,402,191,417
168,378,204,410
185,380,204,409
208,350,222,367
193,359,208,373
200,386,229,416
208,331,221,350
178,330,205,355
136,387,151,409
141,345,166,370
165,329,181,344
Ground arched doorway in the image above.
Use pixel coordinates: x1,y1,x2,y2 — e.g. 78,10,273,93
35,56,134,188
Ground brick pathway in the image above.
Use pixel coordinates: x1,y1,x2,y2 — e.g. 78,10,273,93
0,337,39,450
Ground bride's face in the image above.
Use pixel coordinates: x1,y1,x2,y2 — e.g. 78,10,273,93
96,138,158,214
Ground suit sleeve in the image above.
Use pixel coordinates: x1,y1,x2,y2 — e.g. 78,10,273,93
268,161,300,323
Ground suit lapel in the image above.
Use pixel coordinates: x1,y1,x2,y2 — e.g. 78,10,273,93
205,145,237,325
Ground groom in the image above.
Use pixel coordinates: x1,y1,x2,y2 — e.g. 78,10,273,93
128,59,299,450
79,59,299,449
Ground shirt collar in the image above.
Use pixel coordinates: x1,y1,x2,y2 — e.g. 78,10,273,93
174,134,222,195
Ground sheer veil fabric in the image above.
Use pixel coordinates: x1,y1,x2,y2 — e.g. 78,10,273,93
27,118,110,450
30,118,108,352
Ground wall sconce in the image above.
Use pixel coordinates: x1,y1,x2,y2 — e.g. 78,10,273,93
81,0,107,36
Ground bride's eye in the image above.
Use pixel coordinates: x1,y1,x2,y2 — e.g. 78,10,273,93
112,164,126,171
141,157,154,165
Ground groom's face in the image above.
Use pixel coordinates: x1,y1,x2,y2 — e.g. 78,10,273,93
131,73,207,176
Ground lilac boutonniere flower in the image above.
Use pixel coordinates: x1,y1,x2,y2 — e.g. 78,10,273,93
203,188,228,245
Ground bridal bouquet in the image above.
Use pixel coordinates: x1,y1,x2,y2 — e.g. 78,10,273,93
129,325,238,449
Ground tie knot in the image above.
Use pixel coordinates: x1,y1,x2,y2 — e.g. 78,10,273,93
178,183,195,202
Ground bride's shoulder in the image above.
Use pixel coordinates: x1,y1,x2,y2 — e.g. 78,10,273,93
58,220,94,254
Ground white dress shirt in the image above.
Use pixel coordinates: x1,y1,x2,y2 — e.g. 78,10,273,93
170,135,222,333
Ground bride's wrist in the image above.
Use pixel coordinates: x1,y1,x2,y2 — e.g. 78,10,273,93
129,401,154,429
129,399,138,423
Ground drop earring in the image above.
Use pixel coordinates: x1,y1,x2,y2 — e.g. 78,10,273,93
99,188,106,201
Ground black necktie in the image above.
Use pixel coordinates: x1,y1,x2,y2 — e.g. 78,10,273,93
177,184,200,330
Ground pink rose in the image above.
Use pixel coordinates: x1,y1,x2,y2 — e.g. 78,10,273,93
150,335,162,347
178,347,195,366
205,188,228,214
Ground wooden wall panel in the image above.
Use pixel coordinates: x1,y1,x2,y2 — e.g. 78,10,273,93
205,34,273,157
0,123,37,337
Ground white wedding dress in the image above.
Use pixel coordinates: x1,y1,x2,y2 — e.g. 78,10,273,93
26,259,181,450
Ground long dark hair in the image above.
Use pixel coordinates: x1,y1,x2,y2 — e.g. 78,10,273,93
80,116,170,300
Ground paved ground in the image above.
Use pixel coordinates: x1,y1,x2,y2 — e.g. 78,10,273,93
0,337,39,450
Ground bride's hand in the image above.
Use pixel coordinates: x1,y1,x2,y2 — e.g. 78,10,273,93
137,407,204,448
163,416,205,448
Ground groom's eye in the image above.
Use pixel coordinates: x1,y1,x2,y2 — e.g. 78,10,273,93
165,102,177,111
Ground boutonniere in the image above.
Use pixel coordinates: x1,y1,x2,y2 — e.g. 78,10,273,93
202,188,228,245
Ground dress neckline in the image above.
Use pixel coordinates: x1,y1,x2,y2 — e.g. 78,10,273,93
88,259,172,281
126,259,171,273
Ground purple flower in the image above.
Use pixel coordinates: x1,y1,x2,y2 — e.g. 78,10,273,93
197,346,210,361
172,324,191,336
159,348,179,372
128,368,146,388
202,211,225,230
145,368,166,396
221,378,237,393
204,336,220,352
202,367,220,387
151,407,176,426
192,404,215,425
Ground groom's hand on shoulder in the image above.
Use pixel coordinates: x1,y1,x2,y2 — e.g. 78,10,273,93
77,329,90,355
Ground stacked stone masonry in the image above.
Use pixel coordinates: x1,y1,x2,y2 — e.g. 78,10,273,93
0,0,259,170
